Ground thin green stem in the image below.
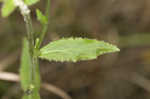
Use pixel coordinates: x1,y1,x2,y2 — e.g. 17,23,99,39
24,14,34,52
14,0,41,98
37,0,50,48
24,13,37,86
16,0,40,94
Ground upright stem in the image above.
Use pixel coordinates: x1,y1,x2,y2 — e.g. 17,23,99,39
14,0,50,97
24,14,34,54
13,0,39,92
24,14,36,83
38,0,50,48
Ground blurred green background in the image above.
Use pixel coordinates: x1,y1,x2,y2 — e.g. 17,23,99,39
0,0,150,99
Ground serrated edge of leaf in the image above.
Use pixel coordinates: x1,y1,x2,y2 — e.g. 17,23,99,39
39,37,120,62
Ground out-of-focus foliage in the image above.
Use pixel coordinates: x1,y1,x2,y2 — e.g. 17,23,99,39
36,9,48,25
1,0,16,17
24,0,39,5
1,0,39,17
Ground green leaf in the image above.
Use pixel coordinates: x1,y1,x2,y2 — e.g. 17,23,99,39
20,38,32,91
1,0,39,17
36,9,48,25
1,0,16,17
39,38,120,62
20,38,40,99
24,0,39,5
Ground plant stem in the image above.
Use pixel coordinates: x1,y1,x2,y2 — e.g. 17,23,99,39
38,0,50,48
24,14,35,54
24,15,36,83
23,11,41,99
14,0,40,94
